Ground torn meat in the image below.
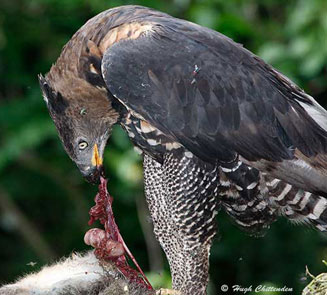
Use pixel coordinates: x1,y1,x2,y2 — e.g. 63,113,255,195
87,176,153,290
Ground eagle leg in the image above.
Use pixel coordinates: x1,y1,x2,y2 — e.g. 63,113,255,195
143,153,220,295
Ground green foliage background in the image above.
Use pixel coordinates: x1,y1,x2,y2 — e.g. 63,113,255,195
0,0,326,294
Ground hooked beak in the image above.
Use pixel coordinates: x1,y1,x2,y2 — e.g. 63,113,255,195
91,143,103,168
80,144,105,184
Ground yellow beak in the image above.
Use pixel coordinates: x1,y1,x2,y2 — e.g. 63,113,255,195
91,144,103,167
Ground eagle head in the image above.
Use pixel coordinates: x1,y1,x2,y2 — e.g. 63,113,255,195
38,73,120,184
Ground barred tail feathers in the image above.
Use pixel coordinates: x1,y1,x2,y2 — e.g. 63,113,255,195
219,161,277,235
266,175,327,231
219,159,327,233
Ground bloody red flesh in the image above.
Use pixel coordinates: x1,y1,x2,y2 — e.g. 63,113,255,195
88,177,153,290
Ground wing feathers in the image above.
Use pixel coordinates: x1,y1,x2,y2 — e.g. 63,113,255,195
101,14,327,192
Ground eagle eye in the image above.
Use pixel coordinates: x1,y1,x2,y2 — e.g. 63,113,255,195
78,141,88,150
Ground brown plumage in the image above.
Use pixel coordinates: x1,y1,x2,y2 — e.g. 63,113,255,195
39,5,327,294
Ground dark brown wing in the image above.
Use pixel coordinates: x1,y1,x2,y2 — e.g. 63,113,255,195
101,15,327,192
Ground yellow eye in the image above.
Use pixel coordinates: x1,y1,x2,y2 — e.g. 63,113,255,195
78,141,88,150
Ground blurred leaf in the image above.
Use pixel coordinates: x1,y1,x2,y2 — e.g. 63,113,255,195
189,4,219,28
258,43,287,64
0,118,55,172
300,50,326,77
146,270,172,289
289,36,313,58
